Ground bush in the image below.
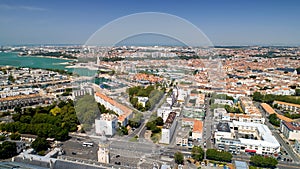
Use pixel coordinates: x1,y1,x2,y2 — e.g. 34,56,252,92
250,155,278,168
206,149,232,162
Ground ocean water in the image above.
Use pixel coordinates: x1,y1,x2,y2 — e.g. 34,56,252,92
0,52,97,76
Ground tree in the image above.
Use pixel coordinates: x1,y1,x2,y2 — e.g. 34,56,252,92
192,146,204,161
0,141,17,159
31,137,50,153
206,149,232,162
155,117,164,126
50,106,62,116
8,74,15,82
269,114,280,127
174,151,184,164
250,155,278,168
0,135,6,141
9,133,21,140
296,89,300,96
297,67,300,75
14,106,22,114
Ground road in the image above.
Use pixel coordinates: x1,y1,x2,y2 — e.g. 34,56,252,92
203,97,213,149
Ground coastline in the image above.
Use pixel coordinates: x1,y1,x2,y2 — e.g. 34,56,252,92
18,54,77,62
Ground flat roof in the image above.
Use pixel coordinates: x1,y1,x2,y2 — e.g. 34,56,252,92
217,122,231,132
233,121,280,148
163,112,176,129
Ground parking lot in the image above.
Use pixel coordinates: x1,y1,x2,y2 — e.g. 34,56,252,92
60,136,98,161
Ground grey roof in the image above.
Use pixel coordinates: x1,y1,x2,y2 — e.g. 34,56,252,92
234,160,249,169
53,160,107,169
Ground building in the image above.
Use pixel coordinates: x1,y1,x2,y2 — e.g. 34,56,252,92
137,96,148,107
192,120,203,141
234,161,249,169
160,112,177,144
274,101,300,114
95,92,133,126
97,142,110,164
72,86,94,99
95,113,118,136
260,103,293,122
214,121,280,155
294,139,300,155
280,121,300,140
213,108,229,121
214,99,234,106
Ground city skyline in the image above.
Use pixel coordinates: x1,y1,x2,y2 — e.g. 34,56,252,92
1,0,300,46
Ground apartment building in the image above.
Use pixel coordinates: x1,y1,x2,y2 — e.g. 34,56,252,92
214,121,280,155
95,92,133,126
160,112,177,144
280,121,300,140
95,113,118,136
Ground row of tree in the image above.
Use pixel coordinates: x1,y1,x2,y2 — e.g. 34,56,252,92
268,114,280,127
250,155,278,168
175,147,231,165
252,92,300,105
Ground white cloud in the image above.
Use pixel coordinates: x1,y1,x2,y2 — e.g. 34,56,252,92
0,4,47,11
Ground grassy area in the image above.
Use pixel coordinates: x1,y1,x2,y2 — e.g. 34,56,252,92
129,136,138,142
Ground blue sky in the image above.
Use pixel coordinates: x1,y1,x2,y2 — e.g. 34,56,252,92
0,0,300,46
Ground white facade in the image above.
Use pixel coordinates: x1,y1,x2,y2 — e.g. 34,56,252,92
160,112,177,144
97,143,110,164
214,99,234,106
294,140,300,154
95,114,118,136
157,107,172,122
137,96,148,107
215,121,280,155
280,121,300,140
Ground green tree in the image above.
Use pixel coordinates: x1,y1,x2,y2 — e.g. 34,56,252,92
250,155,278,168
174,151,184,164
0,135,6,141
296,89,300,96
31,137,50,152
0,141,17,159
14,106,22,114
191,146,204,161
155,117,164,126
206,149,232,162
8,74,15,82
50,106,62,116
9,133,21,140
269,114,280,127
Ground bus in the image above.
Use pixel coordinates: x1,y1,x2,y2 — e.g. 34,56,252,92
82,142,94,147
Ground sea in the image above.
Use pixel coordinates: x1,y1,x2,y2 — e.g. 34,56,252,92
0,52,97,77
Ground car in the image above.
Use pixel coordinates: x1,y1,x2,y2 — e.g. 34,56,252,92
72,152,77,155
116,155,120,158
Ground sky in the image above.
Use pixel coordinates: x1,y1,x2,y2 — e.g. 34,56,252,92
0,0,300,46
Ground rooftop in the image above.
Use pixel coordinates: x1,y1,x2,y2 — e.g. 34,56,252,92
217,122,231,132
163,112,176,129
282,121,300,131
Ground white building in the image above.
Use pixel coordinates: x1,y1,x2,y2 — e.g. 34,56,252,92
95,92,132,126
97,142,110,164
280,121,300,140
137,96,148,107
160,112,177,144
95,113,118,136
214,99,234,106
214,121,280,155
